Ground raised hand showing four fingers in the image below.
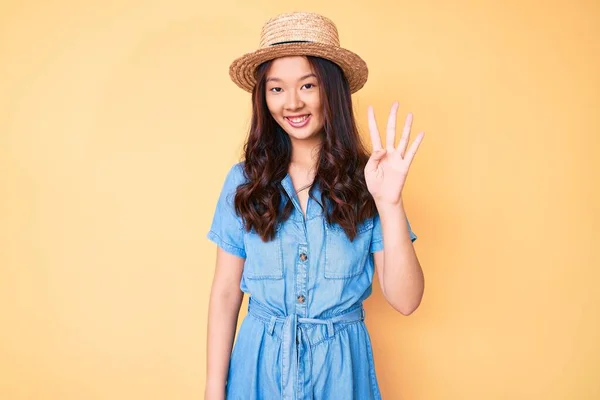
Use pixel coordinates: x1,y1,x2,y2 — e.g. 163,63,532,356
364,101,424,205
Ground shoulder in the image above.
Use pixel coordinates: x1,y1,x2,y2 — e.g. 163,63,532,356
222,161,248,189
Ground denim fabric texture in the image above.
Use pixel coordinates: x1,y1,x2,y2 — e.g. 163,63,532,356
207,163,417,400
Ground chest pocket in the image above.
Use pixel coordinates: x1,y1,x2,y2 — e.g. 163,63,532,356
243,225,284,280
324,218,374,279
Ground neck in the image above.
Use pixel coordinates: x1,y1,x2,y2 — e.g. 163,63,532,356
289,136,321,173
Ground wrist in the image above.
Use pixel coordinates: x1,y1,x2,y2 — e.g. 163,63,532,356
375,198,405,214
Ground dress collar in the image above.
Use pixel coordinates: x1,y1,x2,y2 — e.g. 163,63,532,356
280,173,324,221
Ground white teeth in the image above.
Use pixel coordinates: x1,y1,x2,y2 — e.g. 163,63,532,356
288,115,309,123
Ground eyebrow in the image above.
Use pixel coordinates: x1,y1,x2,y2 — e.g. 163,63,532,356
265,73,317,83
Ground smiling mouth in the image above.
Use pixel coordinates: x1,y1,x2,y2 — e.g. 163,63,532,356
285,114,311,128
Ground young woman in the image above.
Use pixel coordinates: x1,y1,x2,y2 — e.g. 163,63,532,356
205,11,425,400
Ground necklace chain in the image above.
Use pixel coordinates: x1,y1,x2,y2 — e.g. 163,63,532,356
295,182,313,193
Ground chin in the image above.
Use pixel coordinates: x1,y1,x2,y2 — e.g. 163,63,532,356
288,131,322,142
281,122,323,142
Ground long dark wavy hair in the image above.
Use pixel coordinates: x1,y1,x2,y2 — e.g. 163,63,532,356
234,56,377,242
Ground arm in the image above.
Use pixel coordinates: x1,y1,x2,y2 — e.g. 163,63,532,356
373,200,424,316
204,248,245,400
364,102,425,316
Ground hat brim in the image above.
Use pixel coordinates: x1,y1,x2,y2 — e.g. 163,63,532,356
229,42,368,94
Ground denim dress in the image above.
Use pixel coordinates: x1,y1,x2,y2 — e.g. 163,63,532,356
207,163,417,400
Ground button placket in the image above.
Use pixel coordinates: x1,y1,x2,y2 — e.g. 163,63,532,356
295,244,309,315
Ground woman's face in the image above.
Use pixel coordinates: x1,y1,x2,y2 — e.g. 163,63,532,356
265,56,324,142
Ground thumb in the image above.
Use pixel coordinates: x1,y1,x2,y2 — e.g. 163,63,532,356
365,149,386,172
370,148,387,162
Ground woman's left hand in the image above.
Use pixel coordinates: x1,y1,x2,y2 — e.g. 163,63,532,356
364,102,424,206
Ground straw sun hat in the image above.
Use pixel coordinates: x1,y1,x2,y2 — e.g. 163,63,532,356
229,12,368,94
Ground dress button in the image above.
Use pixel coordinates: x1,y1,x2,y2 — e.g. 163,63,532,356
297,295,306,304
299,253,308,261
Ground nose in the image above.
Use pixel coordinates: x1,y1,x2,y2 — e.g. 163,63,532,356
284,89,304,111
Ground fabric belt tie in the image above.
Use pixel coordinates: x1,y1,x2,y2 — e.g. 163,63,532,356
248,298,365,400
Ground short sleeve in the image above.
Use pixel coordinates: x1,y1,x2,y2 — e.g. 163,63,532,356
206,163,247,258
370,212,417,253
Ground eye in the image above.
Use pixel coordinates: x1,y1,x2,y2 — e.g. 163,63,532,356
302,83,316,89
269,87,282,93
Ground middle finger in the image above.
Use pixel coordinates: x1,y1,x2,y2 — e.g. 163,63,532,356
386,102,399,151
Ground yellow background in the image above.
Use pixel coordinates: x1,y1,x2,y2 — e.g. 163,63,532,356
1,0,598,399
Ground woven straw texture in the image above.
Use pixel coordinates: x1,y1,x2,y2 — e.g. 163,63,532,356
229,12,368,93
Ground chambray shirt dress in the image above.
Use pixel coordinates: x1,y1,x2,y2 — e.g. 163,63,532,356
207,163,417,400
